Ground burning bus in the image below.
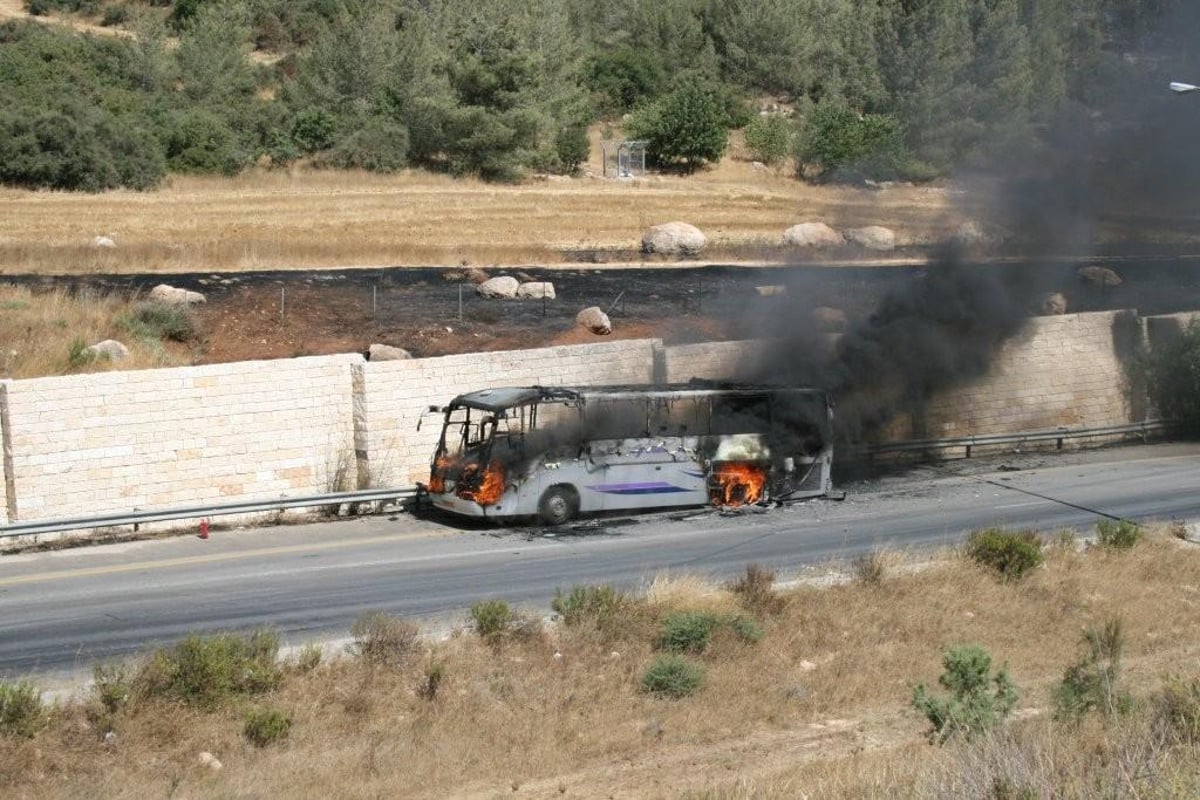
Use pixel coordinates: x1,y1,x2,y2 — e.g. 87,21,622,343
419,382,833,524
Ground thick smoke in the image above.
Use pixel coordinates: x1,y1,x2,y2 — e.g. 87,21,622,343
746,5,1200,445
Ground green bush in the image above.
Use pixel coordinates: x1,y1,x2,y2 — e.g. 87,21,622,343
1053,618,1130,721
966,529,1044,581
627,73,730,173
0,680,45,738
163,109,247,175
92,661,133,714
912,645,1019,743
726,615,763,644
67,337,96,368
316,117,409,173
583,47,665,114
349,612,421,667
641,654,705,699
293,643,322,673
657,611,721,654
551,584,626,629
553,125,589,175
470,599,515,639
243,707,292,747
795,104,918,183
1096,519,1141,549
743,115,793,166
118,301,196,343
101,5,129,27
140,630,282,709
417,661,445,701
290,107,337,154
1144,320,1200,432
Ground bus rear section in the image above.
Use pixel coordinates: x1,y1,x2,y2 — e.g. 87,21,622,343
421,384,833,524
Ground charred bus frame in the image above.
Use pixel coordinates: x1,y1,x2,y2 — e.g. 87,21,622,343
420,383,833,524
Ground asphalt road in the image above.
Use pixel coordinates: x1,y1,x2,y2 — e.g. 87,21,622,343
2,442,1198,682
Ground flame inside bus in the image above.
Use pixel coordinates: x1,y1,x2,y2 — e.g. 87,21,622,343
710,462,768,506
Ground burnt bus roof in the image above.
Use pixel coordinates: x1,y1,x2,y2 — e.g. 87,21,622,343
448,382,827,413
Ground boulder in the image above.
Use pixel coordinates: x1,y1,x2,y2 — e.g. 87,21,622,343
576,306,612,335
516,281,556,300
148,284,206,306
368,344,412,361
92,235,116,249
1078,265,1122,288
86,339,129,360
1040,292,1068,315
783,222,844,248
466,267,491,285
844,226,896,251
476,276,520,299
641,222,707,256
811,306,847,331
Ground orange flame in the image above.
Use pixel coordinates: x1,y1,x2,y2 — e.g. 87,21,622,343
711,462,767,506
428,456,454,494
457,460,506,506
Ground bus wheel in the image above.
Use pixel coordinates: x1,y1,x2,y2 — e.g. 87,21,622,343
538,485,579,526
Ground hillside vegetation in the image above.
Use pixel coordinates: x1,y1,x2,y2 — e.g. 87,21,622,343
0,0,1184,190
1,526,1198,798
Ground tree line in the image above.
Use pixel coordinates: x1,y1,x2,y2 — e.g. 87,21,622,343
0,0,1185,191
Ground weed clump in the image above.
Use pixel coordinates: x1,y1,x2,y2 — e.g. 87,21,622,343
552,584,626,630
0,681,45,738
641,654,706,699
139,630,282,709
727,563,785,616
912,645,1019,743
417,662,445,702
118,301,196,343
92,662,133,714
656,611,763,654
966,529,1044,581
1053,618,1130,721
243,707,292,747
853,548,890,585
470,599,515,639
1154,677,1200,745
349,613,421,667
1096,519,1141,549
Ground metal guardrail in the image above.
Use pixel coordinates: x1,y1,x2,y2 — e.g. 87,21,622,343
861,420,1173,458
0,487,416,539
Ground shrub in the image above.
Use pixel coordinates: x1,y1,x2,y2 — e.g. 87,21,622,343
67,337,96,368
140,630,282,709
101,5,129,27
316,117,409,173
349,612,421,667
417,662,445,701
243,707,292,747
0,680,45,738
795,103,917,183
912,645,1019,743
92,661,133,714
1154,677,1200,745
293,643,322,673
966,529,1044,581
626,73,730,173
553,124,589,174
1053,618,1130,721
290,107,337,154
726,615,763,644
118,302,196,343
727,563,784,616
163,109,247,175
743,114,794,166
657,611,721,654
1096,519,1141,549
551,584,626,629
1144,319,1200,433
641,654,705,699
470,599,515,639
853,548,889,585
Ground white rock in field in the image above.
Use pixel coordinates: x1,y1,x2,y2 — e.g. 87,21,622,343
516,281,556,300
476,276,520,299
641,222,707,256
576,306,612,335
197,752,222,771
783,222,844,248
1040,292,1068,315
92,235,116,248
367,343,412,361
844,226,896,251
148,284,206,306
86,340,130,360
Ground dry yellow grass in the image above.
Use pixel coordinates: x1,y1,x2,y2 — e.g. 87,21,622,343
0,285,196,379
0,157,963,275
2,531,1198,798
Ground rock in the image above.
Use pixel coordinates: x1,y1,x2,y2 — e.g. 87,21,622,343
641,221,707,256
1040,292,1068,315
92,235,116,249
367,344,412,361
783,222,844,248
197,752,222,771
751,161,767,171
576,306,612,335
844,226,896,251
798,659,816,672
811,306,847,330
476,276,520,299
86,340,129,360
1078,265,1122,288
516,271,537,283
466,267,490,285
516,281,556,300
148,284,206,306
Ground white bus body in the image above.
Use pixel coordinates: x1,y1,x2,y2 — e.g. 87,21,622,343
421,384,833,524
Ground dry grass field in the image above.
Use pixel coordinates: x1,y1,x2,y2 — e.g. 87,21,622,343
0,142,962,276
2,529,1197,799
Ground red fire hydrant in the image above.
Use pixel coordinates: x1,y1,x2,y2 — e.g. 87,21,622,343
199,519,209,540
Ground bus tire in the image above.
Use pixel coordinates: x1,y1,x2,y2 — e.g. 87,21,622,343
538,484,579,526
